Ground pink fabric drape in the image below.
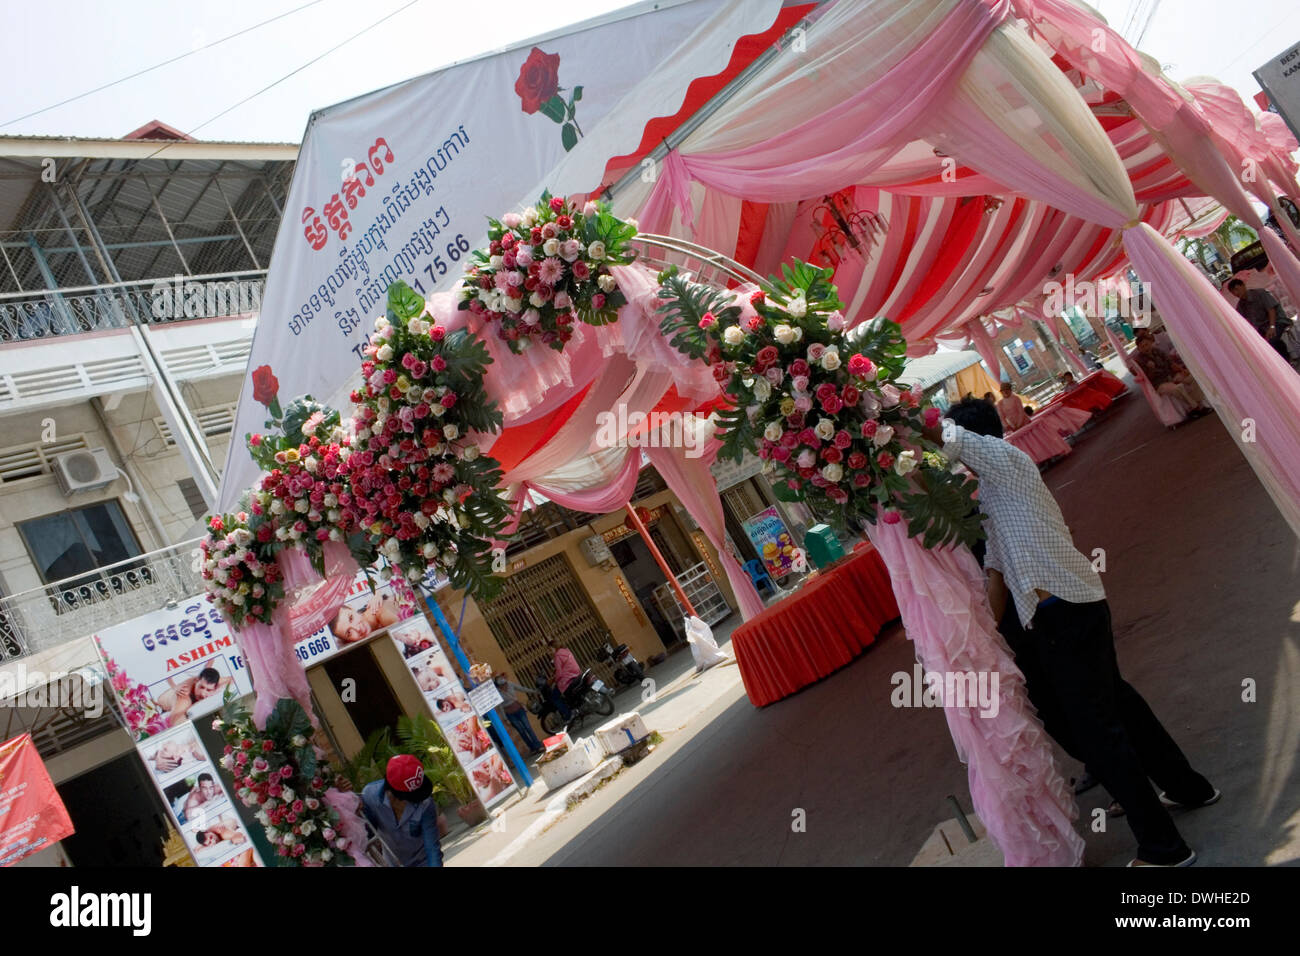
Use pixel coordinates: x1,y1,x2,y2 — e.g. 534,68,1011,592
235,617,315,730
965,317,1006,382
865,516,1084,866
645,442,766,621
1123,222,1300,539
322,788,373,867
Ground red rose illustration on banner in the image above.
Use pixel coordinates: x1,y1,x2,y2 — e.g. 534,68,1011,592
515,48,585,152
251,365,282,419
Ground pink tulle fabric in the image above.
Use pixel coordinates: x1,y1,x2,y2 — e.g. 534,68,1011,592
323,788,373,867
865,516,1084,866
233,616,316,730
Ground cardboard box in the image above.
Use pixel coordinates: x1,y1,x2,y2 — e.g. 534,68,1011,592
594,712,649,756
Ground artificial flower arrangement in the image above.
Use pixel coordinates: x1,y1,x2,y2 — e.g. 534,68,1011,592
214,698,354,866
198,512,285,628
458,191,638,352
346,281,510,598
95,638,171,738
244,396,376,573
657,260,985,548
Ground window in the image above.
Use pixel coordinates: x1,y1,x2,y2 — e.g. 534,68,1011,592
18,500,143,586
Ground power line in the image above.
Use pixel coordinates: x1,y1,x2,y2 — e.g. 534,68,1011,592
1,0,329,130
144,0,423,157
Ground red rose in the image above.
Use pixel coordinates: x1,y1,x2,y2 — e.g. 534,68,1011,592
756,346,779,367
262,739,274,752
822,446,843,463
251,365,279,407
877,451,894,469
747,316,763,332
847,452,868,470
750,290,766,306
550,196,565,213
515,48,561,114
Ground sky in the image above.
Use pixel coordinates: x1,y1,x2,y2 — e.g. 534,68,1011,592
0,0,1298,144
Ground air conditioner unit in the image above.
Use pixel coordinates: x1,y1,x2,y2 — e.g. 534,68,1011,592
53,448,119,496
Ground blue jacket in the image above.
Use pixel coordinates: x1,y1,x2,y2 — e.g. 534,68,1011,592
360,779,443,867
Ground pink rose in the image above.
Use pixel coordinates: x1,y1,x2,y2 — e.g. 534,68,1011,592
848,353,875,378
780,430,800,449
924,407,942,428
807,343,826,362
861,420,878,437
882,510,902,525
792,375,810,393
827,487,849,504
591,293,606,310
772,446,791,462
572,260,590,280
794,396,813,413
764,367,783,385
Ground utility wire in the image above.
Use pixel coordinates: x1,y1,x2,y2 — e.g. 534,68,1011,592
1,0,328,129
143,0,423,158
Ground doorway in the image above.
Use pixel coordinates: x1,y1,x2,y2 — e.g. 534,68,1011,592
58,752,169,866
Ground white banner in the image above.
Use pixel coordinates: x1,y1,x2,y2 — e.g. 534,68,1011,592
219,0,781,508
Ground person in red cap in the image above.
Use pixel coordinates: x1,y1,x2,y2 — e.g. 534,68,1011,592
360,754,443,867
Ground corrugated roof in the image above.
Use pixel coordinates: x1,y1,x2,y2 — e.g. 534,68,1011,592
897,349,985,389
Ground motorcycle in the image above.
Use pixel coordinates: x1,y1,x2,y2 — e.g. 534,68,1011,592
530,669,615,734
597,640,645,688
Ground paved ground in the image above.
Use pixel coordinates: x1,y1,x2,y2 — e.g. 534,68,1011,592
453,367,1300,866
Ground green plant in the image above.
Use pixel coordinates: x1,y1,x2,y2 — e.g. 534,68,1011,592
343,715,474,809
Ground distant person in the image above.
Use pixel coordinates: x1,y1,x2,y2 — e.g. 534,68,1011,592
1133,330,1210,418
995,382,1029,432
1227,278,1291,361
495,674,543,755
982,391,997,405
547,638,582,696
361,755,443,867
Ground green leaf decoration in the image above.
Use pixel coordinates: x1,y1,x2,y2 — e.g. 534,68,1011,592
386,280,425,321
538,96,567,124
561,123,578,151
898,470,987,550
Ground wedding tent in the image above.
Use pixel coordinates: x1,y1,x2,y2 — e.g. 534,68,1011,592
216,0,1300,867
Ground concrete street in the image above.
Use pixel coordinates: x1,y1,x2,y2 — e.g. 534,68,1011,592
451,369,1300,867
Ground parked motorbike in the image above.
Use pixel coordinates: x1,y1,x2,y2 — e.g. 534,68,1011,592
530,669,615,734
597,640,645,688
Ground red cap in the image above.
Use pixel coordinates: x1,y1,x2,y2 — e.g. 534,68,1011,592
386,754,425,793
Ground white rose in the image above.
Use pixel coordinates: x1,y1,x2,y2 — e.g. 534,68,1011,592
489,255,503,268
463,444,480,461
773,324,794,345
723,326,745,346
432,403,447,418
786,294,807,318
872,425,895,448
763,421,784,443
821,350,841,371
422,541,438,559
376,345,393,362
814,418,836,441
443,423,459,440
895,450,918,476
522,207,538,226
796,449,817,469
542,238,560,257
792,327,804,342
530,292,546,308
822,463,844,483
752,378,771,402
300,820,315,836
375,317,389,330
321,849,333,862
588,241,607,260
597,273,617,292
270,499,284,515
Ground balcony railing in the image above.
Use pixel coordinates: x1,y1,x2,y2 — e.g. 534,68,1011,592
0,271,266,343
0,537,206,661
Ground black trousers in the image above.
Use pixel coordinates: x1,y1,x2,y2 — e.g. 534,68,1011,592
1000,598,1214,864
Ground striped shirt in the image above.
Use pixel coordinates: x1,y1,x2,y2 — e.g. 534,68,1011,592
943,424,1105,628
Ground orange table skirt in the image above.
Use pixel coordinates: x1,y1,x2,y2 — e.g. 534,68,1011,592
731,545,899,707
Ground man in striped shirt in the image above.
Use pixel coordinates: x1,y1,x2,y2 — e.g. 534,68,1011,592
929,398,1218,866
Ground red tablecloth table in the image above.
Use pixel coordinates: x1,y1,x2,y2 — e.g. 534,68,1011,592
731,544,899,707
1081,368,1128,397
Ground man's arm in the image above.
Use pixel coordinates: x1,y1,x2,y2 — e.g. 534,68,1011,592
924,422,1021,482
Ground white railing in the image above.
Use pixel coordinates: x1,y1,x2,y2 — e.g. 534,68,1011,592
0,537,206,661
0,272,265,342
